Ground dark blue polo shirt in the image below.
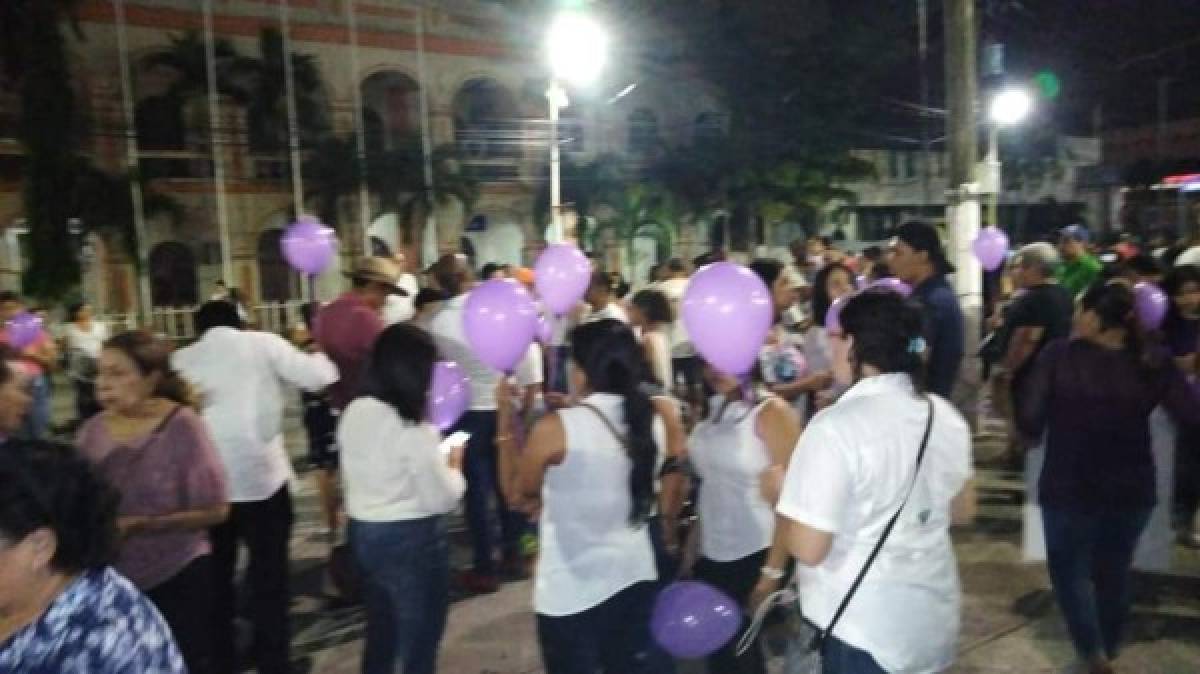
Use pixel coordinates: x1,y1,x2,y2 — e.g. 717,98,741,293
912,275,965,398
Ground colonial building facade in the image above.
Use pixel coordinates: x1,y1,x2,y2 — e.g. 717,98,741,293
0,0,723,309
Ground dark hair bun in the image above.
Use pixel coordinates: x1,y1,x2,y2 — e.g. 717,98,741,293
839,290,927,391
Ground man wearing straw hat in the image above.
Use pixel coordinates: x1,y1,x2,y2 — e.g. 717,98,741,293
314,257,409,413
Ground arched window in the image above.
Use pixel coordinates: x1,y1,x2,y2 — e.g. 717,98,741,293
256,228,299,302
627,108,659,155
453,78,520,160
360,71,421,151
148,241,197,307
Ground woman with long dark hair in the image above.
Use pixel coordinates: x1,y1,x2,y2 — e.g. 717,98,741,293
495,319,676,674
1017,282,1200,674
76,331,229,674
338,323,465,674
766,291,975,673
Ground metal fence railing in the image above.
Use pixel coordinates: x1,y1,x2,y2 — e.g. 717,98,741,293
99,300,306,343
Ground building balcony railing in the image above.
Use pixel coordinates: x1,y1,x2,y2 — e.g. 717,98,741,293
138,149,215,181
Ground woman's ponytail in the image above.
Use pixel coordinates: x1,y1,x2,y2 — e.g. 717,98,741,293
571,320,657,526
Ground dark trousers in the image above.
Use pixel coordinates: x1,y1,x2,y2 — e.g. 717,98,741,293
693,550,768,674
73,378,100,422
452,410,523,575
148,554,216,674
536,581,674,674
210,485,294,674
349,516,450,674
822,634,887,674
1043,506,1152,662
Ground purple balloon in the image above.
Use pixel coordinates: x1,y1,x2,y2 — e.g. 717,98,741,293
825,294,850,336
868,277,913,297
972,226,1010,272
535,244,591,315
1134,282,1168,331
3,311,43,350
427,361,470,431
682,262,774,376
651,581,741,659
464,279,539,372
281,215,338,276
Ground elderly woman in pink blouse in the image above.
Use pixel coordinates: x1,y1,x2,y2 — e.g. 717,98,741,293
77,331,229,674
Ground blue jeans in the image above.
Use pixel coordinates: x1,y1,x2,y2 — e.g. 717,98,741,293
1043,506,1152,662
452,410,524,575
349,516,450,674
19,373,50,440
822,635,887,674
536,580,674,674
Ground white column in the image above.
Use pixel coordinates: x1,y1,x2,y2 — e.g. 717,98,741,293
546,82,567,243
113,0,153,320
203,0,235,286
344,0,371,255
413,6,441,267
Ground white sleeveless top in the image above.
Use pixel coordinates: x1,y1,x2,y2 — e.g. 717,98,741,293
689,396,776,562
535,393,661,617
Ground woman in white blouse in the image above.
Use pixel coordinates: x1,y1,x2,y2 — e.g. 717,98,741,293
62,302,107,421
496,319,678,674
338,324,466,674
764,290,976,674
688,363,801,674
629,289,674,393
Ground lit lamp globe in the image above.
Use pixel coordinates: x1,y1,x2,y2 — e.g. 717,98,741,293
990,88,1033,127
546,11,608,86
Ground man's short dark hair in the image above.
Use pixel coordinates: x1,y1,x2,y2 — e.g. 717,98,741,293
0,291,20,305
666,258,687,274
195,300,244,334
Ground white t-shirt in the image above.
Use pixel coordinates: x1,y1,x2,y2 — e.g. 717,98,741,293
656,278,694,358
63,321,108,381
776,374,971,673
338,397,466,522
535,393,660,616
584,302,629,324
690,397,775,561
428,294,543,411
381,273,420,325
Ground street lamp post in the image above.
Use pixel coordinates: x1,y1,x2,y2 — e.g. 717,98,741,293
545,10,607,244
986,88,1033,228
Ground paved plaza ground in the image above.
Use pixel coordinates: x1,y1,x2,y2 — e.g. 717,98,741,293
47,383,1200,673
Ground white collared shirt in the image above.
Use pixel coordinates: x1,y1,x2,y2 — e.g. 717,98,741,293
338,397,465,522
777,374,971,673
427,294,543,411
172,327,339,502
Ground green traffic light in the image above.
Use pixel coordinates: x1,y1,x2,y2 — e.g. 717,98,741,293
1034,71,1061,100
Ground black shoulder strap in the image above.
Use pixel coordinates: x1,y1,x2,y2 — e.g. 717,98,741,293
818,395,935,646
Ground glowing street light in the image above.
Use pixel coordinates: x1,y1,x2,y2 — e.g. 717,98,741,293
546,11,608,87
544,10,608,243
985,87,1034,227
990,87,1033,127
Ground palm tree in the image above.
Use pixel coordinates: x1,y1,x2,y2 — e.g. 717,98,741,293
1,0,85,298
304,135,478,244
140,30,245,103
67,159,183,267
227,27,331,153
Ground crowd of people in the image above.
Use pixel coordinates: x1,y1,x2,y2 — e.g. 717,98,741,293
2,219,1200,674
